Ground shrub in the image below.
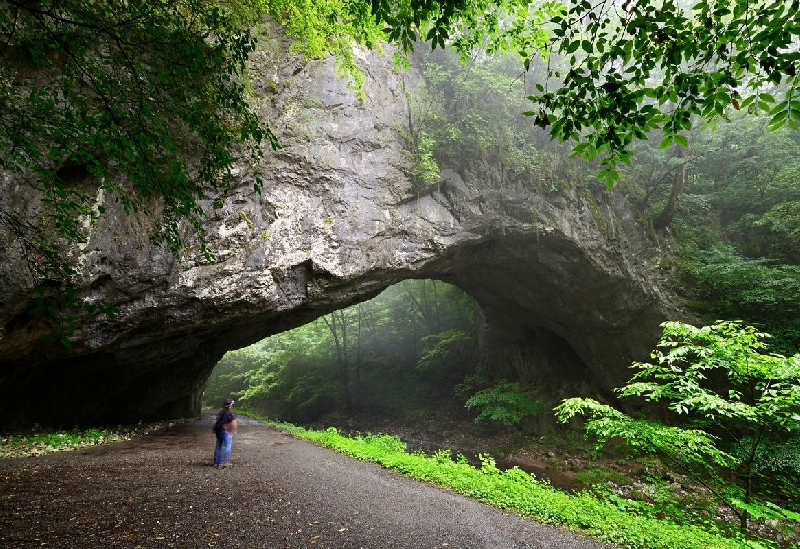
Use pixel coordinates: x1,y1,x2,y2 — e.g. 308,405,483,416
465,381,543,427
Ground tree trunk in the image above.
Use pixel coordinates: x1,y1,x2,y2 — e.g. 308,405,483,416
324,311,352,411
653,144,689,231
354,304,363,413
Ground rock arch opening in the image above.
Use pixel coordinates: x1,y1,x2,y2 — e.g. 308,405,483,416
0,32,684,429
202,274,614,435
204,279,482,426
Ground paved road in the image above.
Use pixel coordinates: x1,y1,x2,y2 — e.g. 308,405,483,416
0,414,613,548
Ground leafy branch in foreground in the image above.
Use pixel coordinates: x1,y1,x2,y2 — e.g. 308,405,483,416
555,321,800,536
1,0,276,337
534,0,800,187
1,0,275,258
369,0,800,186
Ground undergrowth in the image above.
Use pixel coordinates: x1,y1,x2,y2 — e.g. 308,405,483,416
259,415,774,549
0,421,184,459
2,414,787,549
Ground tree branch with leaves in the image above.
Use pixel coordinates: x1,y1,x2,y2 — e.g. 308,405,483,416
1,0,278,337
368,0,800,186
555,320,800,535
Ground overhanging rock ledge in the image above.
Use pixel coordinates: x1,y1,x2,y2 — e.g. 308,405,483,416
0,27,686,428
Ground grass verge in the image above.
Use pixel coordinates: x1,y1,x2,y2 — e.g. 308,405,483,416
0,420,186,459
258,415,773,549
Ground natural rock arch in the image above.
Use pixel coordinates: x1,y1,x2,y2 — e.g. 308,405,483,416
0,26,685,428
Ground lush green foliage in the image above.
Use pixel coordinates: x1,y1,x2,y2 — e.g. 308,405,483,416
404,130,441,192
415,328,476,381
1,0,273,257
371,0,556,57
464,380,543,427
262,415,768,549
368,0,800,185
0,422,177,459
755,201,800,253
204,342,271,408
636,114,800,257
617,112,800,352
414,47,585,193
537,0,800,186
556,321,800,534
0,0,275,337
0,428,109,458
689,246,800,355
206,280,479,422
259,0,383,94
238,320,343,420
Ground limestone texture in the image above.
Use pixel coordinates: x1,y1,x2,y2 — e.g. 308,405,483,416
0,24,685,428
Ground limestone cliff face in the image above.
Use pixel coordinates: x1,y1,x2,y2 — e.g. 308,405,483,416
0,24,685,427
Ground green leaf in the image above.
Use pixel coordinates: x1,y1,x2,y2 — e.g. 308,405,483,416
565,40,580,54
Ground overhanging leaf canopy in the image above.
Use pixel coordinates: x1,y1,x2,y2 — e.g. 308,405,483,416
369,0,800,186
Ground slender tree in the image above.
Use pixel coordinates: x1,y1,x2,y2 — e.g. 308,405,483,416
324,310,353,411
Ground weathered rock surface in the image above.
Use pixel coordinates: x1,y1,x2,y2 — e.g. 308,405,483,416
0,24,685,428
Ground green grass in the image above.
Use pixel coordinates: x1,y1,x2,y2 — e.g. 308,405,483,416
0,428,124,458
575,466,633,488
0,421,182,459
258,415,773,549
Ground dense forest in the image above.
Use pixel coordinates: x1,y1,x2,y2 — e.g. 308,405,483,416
206,279,482,423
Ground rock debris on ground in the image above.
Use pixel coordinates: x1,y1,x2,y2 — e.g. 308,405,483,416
0,413,613,548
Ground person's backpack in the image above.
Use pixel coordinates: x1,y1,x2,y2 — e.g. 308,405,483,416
213,412,224,434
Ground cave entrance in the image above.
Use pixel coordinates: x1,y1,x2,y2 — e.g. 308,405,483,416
204,277,595,438
204,279,481,428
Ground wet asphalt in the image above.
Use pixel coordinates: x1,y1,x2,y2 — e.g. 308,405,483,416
0,414,614,548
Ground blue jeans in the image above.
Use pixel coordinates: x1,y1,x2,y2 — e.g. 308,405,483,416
214,431,233,465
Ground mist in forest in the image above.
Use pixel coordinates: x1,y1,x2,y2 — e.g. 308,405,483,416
205,280,481,423
207,48,800,424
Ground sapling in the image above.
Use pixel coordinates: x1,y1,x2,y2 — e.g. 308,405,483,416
466,380,543,427
555,321,800,535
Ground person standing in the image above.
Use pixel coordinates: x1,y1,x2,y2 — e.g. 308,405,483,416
213,398,238,468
